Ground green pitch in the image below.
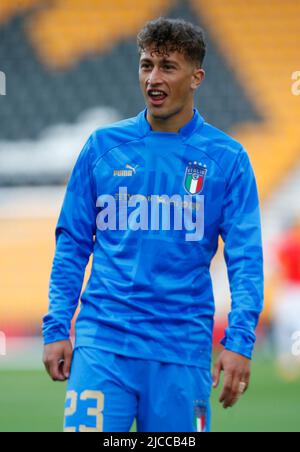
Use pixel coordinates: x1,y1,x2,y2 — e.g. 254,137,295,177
0,359,299,432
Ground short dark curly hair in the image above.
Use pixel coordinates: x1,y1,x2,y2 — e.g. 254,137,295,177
137,17,206,67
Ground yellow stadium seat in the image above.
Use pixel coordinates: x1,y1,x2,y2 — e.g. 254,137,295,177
192,0,300,200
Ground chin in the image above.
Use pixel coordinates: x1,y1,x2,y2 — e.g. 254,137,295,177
150,111,169,120
148,106,176,121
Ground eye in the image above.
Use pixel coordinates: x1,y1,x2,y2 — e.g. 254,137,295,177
140,63,151,70
163,64,175,71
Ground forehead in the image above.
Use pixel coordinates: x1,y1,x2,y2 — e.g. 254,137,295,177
139,45,188,65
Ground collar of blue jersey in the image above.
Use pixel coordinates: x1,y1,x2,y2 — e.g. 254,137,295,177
139,108,204,140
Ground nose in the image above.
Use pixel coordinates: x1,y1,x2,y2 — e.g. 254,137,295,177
147,66,163,86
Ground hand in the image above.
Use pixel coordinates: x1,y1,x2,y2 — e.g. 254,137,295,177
213,350,251,409
43,340,73,382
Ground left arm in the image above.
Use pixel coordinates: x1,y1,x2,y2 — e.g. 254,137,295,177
213,148,264,408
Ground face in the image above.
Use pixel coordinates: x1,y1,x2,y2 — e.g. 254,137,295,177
139,45,204,121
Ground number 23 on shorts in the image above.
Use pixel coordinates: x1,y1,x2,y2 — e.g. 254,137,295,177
64,390,104,432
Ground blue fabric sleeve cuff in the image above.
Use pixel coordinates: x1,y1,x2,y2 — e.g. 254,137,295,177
43,334,70,346
220,337,253,360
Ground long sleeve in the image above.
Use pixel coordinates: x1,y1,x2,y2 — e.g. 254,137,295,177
219,148,264,359
42,135,98,345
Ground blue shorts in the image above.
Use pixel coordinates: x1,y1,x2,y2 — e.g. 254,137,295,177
64,347,213,432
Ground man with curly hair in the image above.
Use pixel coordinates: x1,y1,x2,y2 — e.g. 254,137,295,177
43,17,264,432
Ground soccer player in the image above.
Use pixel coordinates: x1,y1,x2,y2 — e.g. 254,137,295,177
43,17,264,432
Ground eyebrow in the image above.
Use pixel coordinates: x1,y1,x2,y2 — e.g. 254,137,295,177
140,57,180,67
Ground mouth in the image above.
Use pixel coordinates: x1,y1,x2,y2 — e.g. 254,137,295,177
147,89,168,107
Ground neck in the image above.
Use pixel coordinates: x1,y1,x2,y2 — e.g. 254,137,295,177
147,104,195,133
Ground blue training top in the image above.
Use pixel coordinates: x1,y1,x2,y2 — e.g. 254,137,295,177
43,109,264,370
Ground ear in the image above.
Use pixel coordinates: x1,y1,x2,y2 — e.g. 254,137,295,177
191,68,205,91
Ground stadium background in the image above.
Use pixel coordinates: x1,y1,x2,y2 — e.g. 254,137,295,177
0,0,299,432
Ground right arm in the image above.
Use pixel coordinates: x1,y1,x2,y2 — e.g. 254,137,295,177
43,135,98,380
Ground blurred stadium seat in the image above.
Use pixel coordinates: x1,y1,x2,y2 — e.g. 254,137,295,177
0,0,40,24
193,0,300,198
27,0,173,69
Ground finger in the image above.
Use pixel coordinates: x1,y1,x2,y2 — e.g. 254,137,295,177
63,349,73,379
43,360,51,378
225,373,242,408
212,360,222,388
242,371,250,394
43,350,50,374
49,358,66,382
219,371,233,406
